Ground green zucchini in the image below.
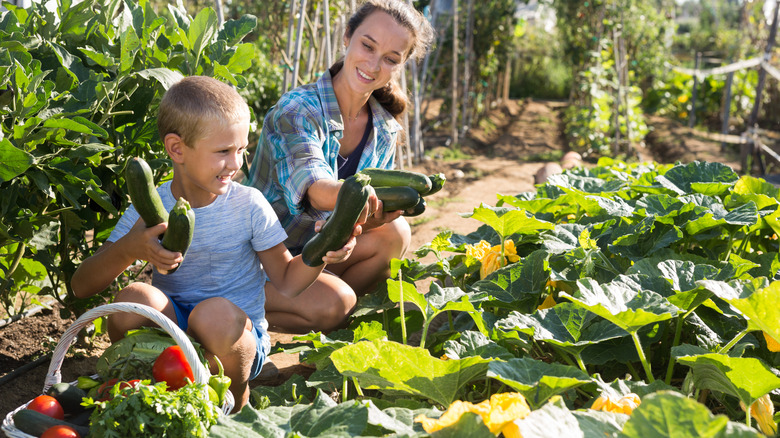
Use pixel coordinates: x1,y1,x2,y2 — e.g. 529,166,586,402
12,408,91,437
46,382,87,415
425,173,446,196
403,196,426,217
126,157,168,227
375,186,421,211
159,197,195,275
301,173,372,267
358,168,432,195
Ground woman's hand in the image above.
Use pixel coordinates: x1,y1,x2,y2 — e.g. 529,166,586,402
358,192,402,230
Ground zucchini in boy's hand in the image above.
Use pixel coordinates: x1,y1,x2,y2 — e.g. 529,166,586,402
158,197,195,275
125,157,168,227
301,173,372,267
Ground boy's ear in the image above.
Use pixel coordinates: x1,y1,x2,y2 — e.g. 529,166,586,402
164,133,186,164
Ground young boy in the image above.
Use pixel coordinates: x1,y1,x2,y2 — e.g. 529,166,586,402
71,75,361,411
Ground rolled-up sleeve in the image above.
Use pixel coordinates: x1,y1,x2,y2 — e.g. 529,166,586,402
269,107,336,215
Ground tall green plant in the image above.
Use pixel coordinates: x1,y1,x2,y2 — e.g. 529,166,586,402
0,0,257,318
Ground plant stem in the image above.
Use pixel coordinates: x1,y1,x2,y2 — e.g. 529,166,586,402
342,376,349,402
718,328,750,354
665,316,684,384
352,377,364,397
573,353,588,374
399,274,407,345
630,331,654,383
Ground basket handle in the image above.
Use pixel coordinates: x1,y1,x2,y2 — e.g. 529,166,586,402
43,302,209,392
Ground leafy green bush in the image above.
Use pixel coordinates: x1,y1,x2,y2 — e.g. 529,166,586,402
0,0,257,318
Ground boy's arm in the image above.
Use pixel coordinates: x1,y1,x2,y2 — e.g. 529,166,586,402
258,226,359,298
71,219,182,298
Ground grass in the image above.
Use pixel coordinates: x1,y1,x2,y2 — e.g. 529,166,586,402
427,146,472,161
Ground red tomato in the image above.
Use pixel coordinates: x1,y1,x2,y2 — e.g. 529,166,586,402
41,425,81,438
152,345,194,390
27,395,65,420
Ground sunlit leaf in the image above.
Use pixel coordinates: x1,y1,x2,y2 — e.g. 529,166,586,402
676,352,780,409
331,340,491,406
487,357,592,409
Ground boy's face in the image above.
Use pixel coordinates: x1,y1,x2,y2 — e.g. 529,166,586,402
175,113,250,207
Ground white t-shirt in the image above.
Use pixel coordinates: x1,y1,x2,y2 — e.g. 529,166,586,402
108,181,287,354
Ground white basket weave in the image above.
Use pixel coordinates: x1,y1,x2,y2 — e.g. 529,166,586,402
1,302,234,438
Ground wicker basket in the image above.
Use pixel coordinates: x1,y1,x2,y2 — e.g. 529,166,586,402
1,302,235,438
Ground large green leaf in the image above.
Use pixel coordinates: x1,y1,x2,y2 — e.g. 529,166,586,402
330,340,492,406
460,204,554,239
561,277,680,333
498,303,627,354
675,352,780,408
470,249,549,310
699,279,780,344
619,391,762,438
0,139,34,183
655,161,738,196
443,330,515,360
487,357,592,409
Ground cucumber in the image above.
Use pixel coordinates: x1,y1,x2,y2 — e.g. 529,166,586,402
46,382,87,415
403,196,426,217
375,186,421,211
426,173,446,196
12,408,90,437
358,168,432,195
125,157,168,227
301,174,372,267
158,197,195,275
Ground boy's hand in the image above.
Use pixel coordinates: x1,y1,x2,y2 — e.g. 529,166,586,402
127,219,183,271
313,220,361,265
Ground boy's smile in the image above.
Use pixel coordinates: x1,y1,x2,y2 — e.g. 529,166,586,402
169,113,250,208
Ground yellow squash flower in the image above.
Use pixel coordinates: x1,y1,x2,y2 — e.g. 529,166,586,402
467,239,521,279
537,294,557,310
415,392,530,435
740,394,777,436
465,240,491,260
590,392,641,415
763,332,780,352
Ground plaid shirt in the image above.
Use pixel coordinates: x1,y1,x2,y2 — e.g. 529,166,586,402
244,70,402,252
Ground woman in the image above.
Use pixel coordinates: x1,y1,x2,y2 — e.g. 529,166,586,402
244,0,434,333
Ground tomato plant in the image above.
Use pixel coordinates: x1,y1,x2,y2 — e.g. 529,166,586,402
26,395,64,420
40,425,81,438
152,346,194,390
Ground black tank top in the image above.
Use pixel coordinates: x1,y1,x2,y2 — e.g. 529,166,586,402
338,111,372,179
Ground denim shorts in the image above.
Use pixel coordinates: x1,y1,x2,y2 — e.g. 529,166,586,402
170,298,266,380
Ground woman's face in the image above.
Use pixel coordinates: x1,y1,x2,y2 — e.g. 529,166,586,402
341,11,414,94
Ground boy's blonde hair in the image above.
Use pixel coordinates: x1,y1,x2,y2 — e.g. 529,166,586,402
157,75,249,147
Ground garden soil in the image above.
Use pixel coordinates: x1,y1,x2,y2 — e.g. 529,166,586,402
0,99,743,420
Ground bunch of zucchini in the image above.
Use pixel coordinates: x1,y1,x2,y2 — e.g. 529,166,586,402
358,168,446,217
125,157,195,275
